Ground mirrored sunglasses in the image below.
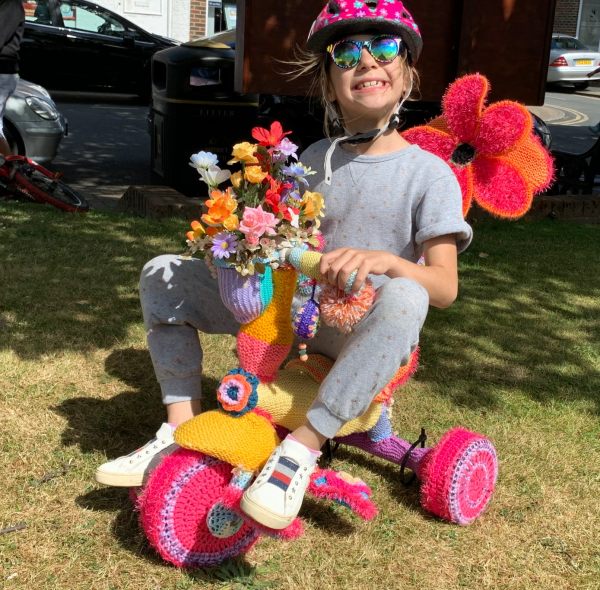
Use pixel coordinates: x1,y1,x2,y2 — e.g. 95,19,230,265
327,36,406,69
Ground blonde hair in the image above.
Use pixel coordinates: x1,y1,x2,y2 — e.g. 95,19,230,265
285,44,420,138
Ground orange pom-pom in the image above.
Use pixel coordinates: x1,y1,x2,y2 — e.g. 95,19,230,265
319,280,376,334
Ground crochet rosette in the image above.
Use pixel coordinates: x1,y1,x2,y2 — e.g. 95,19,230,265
138,449,259,567
420,427,498,525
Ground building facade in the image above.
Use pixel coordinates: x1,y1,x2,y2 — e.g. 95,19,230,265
555,0,600,48
93,0,235,42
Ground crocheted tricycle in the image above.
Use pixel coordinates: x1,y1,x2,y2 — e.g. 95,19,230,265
134,74,553,568
135,246,498,568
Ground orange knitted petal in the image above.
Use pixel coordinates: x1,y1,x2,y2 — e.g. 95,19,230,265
502,134,555,193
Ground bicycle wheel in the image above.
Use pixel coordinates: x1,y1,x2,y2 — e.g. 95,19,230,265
13,164,89,212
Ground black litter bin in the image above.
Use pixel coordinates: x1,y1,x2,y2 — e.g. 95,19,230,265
149,36,260,198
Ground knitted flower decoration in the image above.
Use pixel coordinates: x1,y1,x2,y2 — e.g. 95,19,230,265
217,368,259,416
402,74,554,219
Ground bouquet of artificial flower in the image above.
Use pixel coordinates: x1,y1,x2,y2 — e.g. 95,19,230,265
185,121,325,276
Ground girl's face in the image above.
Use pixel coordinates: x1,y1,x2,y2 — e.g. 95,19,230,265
327,34,408,133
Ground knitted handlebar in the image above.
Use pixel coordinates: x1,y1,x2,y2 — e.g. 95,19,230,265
284,247,357,295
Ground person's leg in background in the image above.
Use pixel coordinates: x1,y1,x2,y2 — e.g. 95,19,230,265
0,74,18,155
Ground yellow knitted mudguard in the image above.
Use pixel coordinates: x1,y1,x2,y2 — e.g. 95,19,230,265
174,410,280,472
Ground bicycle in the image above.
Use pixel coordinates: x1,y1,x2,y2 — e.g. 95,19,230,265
0,154,89,212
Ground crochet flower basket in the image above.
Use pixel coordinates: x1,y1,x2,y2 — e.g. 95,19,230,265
402,73,554,219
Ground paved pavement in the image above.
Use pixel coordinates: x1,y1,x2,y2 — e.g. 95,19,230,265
62,88,600,214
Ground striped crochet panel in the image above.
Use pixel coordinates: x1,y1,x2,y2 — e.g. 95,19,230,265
216,265,273,324
236,267,298,382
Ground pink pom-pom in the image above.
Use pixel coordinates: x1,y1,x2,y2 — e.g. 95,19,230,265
319,280,376,334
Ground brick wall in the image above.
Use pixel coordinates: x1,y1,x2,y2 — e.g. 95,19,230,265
554,0,580,35
190,0,207,40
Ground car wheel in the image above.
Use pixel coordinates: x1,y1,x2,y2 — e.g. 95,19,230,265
574,82,589,90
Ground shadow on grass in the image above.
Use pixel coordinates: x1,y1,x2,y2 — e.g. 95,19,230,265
0,203,183,359
2,205,599,413
54,347,220,456
416,219,600,413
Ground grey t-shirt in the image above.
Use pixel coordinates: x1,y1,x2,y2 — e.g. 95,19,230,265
300,140,473,287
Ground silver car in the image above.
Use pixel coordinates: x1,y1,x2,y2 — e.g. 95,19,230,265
3,78,67,164
547,34,600,90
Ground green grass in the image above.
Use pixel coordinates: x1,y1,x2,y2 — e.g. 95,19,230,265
1,202,599,589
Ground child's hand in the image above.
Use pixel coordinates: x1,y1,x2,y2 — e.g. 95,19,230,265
319,248,395,292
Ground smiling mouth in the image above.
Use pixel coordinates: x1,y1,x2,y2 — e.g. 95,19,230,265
354,80,388,90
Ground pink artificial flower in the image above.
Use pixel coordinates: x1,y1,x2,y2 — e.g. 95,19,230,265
239,205,279,243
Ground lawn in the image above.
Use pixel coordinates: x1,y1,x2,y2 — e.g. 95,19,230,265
0,202,599,590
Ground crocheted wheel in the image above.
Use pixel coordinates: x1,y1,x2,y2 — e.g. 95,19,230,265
138,448,260,567
419,428,498,526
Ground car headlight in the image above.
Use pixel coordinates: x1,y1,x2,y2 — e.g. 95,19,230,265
25,96,59,121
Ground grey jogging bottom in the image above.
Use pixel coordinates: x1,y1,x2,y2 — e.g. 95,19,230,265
139,254,429,439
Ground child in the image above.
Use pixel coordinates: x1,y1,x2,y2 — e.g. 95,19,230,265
96,0,472,531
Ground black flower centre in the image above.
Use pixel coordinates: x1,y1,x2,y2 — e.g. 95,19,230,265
450,143,476,167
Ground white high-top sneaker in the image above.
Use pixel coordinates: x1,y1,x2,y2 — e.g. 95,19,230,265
95,423,177,487
240,436,320,529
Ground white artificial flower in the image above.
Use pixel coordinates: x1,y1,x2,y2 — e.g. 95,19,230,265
189,151,219,170
199,165,231,187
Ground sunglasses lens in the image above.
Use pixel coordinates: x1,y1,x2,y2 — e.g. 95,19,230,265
332,41,360,68
370,37,400,62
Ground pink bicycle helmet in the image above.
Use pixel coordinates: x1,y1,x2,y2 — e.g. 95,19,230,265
307,0,423,63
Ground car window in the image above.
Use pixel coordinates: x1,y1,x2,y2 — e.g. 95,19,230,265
552,37,588,50
59,1,125,37
23,1,53,25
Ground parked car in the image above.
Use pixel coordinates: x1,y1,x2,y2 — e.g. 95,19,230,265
19,0,178,98
3,78,67,163
547,33,600,89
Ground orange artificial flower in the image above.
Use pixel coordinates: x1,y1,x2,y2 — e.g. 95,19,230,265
201,188,239,230
186,219,205,241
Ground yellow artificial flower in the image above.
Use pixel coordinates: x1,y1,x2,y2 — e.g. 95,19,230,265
244,165,268,184
228,142,258,165
230,170,243,189
186,219,205,241
201,188,239,230
301,190,325,220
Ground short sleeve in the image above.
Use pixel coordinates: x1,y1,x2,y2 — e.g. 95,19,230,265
415,174,473,254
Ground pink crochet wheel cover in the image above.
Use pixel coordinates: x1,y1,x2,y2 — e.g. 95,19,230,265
420,428,498,525
307,0,423,63
138,449,259,567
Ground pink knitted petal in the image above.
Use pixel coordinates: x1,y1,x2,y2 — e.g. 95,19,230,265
472,156,533,219
401,126,457,161
442,74,489,143
474,102,532,156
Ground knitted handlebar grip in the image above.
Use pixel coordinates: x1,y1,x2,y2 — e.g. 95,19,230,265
287,248,323,281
